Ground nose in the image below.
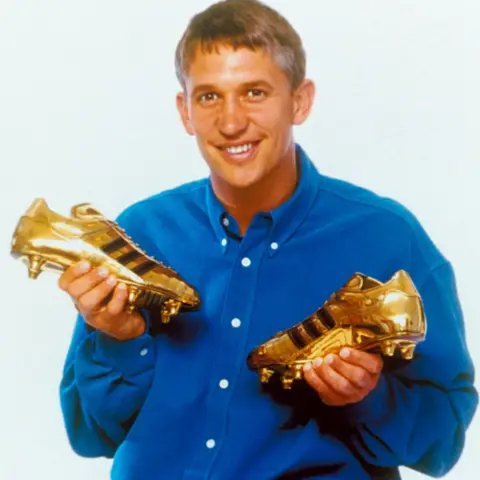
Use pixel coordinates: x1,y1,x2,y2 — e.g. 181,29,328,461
217,97,248,137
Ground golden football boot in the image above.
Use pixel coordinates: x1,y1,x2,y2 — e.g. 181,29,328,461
247,270,426,389
10,198,201,323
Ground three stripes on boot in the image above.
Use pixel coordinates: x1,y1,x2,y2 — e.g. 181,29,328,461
100,236,157,276
287,309,335,348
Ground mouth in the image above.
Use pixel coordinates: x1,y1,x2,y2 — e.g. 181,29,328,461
215,140,262,164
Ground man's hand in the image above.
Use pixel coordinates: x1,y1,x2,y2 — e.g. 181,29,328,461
303,348,383,406
58,260,146,342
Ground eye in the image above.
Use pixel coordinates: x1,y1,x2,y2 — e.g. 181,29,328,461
246,89,265,100
198,92,219,104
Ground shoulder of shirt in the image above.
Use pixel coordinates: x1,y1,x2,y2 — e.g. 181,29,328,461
318,174,420,229
317,174,449,273
116,178,208,219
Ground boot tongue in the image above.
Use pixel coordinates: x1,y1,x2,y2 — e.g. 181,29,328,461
343,273,365,290
71,203,105,220
343,273,382,290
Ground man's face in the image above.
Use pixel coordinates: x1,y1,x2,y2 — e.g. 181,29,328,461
177,44,313,189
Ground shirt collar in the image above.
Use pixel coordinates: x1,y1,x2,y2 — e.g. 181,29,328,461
205,143,323,254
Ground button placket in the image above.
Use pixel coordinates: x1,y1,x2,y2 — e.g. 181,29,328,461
197,222,269,477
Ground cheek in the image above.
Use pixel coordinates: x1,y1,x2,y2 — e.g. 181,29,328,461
250,101,293,132
190,109,218,136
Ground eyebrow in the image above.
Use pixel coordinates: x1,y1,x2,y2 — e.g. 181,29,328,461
191,80,273,98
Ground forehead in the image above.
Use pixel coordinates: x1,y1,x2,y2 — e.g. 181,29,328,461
183,44,289,92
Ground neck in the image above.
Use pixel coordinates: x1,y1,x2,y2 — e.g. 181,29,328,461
212,145,299,236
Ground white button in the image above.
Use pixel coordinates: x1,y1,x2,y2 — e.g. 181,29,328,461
241,257,251,267
219,379,229,389
221,238,227,247
231,318,241,328
222,218,230,227
270,242,279,250
140,348,148,356
206,439,216,449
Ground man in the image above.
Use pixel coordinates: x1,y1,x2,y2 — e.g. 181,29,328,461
58,1,478,479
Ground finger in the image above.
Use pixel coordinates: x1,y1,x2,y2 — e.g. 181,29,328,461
338,348,383,375
313,357,359,397
324,353,374,389
106,283,129,316
303,362,349,405
76,274,117,315
67,267,110,300
58,261,91,290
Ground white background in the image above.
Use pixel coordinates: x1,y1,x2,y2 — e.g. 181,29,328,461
0,0,479,478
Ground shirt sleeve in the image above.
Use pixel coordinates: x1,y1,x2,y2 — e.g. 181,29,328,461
59,314,156,458
58,205,160,458
341,262,478,477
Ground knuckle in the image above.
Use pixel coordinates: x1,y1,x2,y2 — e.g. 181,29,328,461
376,358,384,372
326,367,336,382
76,298,87,311
357,372,370,387
106,302,120,316
340,379,352,394
78,297,94,313
303,368,315,383
312,377,324,392
66,285,78,299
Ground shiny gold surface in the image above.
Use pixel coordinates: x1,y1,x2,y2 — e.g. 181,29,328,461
247,270,426,389
11,198,201,323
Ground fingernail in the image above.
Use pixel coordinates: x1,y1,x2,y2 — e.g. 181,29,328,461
106,275,116,286
340,348,350,359
97,267,108,277
118,283,127,291
303,362,312,372
313,357,323,368
78,261,90,272
325,354,334,365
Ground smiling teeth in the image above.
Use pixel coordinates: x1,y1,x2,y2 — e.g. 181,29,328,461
225,143,253,154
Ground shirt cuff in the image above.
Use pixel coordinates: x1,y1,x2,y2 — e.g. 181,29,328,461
342,373,394,424
92,330,155,375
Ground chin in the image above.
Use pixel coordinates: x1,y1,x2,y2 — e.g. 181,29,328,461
227,178,259,190
223,166,266,189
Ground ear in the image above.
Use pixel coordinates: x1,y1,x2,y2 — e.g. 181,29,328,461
176,91,195,136
292,79,316,126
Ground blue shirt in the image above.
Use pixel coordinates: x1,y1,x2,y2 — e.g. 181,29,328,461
60,145,478,479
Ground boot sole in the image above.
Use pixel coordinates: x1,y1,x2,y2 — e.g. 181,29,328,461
255,326,424,389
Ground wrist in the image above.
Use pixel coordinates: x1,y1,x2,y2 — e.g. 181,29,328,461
343,373,393,423
109,313,146,342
